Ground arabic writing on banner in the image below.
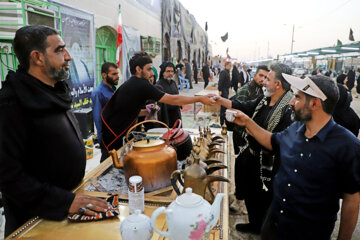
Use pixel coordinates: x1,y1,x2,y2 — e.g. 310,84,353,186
49,1,96,108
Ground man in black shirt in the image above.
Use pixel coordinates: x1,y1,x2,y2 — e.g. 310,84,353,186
202,60,211,89
184,58,193,89
0,26,109,237
218,61,232,125
231,62,241,92
101,52,215,152
215,63,294,234
155,61,182,127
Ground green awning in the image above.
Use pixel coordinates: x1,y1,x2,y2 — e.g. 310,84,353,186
282,41,360,58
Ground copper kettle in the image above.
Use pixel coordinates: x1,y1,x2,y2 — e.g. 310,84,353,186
111,120,177,192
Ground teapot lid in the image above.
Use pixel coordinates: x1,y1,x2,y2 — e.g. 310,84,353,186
176,188,203,207
126,209,150,223
133,139,164,148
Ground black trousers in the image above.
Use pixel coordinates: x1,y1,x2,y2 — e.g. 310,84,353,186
235,148,273,228
186,75,193,88
204,77,209,88
261,208,334,240
261,209,278,240
194,73,198,83
233,85,238,93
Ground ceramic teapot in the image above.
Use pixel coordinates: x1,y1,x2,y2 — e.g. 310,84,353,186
120,209,153,240
151,188,225,240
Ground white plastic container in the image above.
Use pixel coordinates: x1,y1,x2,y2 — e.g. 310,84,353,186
128,175,144,213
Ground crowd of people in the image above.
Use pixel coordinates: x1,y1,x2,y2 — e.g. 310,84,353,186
0,25,359,240
216,61,360,239
0,25,216,237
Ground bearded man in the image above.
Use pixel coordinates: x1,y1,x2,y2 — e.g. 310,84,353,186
91,62,119,161
0,25,110,237
101,52,216,152
231,74,360,240
155,61,182,127
215,63,294,233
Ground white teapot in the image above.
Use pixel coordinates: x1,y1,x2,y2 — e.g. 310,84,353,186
120,209,153,240
150,188,225,240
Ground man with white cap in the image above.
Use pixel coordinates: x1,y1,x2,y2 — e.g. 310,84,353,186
230,74,360,239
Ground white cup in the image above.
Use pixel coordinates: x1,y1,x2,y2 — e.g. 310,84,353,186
225,109,237,122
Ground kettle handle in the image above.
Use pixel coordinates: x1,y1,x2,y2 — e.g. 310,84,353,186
170,170,183,195
150,207,171,238
126,120,171,145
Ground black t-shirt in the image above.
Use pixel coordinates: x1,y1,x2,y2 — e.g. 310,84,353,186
101,76,165,150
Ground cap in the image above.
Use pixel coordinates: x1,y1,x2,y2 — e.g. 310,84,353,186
282,73,327,101
129,176,142,185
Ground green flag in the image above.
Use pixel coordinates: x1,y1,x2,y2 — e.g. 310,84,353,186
337,39,342,46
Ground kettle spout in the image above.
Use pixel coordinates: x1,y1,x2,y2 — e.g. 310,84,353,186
206,164,228,175
109,149,123,168
209,192,226,230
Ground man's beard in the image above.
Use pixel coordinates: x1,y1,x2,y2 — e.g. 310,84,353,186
106,76,118,86
140,70,151,81
45,60,70,82
291,105,312,122
263,86,275,97
165,76,172,81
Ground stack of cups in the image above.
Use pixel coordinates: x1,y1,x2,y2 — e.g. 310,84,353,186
128,176,144,213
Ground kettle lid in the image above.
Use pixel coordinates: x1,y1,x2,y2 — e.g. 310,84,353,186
133,139,164,148
176,188,202,207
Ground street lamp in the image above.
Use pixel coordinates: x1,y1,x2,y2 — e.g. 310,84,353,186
284,24,298,54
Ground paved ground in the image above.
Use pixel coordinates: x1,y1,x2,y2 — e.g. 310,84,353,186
1,77,360,239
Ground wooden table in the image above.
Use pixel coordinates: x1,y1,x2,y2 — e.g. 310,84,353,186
6,131,232,240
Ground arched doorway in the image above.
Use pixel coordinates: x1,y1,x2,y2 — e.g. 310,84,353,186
96,26,117,86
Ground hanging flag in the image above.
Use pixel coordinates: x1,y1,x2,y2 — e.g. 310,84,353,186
116,4,123,67
205,22,208,31
337,39,342,46
349,28,355,41
226,47,229,55
221,32,228,42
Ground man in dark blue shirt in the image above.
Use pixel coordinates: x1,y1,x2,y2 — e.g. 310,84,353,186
91,62,118,162
228,74,360,240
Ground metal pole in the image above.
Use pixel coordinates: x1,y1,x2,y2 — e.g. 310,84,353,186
291,24,295,53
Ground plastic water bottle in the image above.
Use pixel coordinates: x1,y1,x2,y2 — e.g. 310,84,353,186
128,176,144,213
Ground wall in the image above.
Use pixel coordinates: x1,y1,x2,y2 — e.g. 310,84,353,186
57,0,162,76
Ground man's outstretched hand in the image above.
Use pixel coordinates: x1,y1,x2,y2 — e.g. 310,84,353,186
200,94,217,105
